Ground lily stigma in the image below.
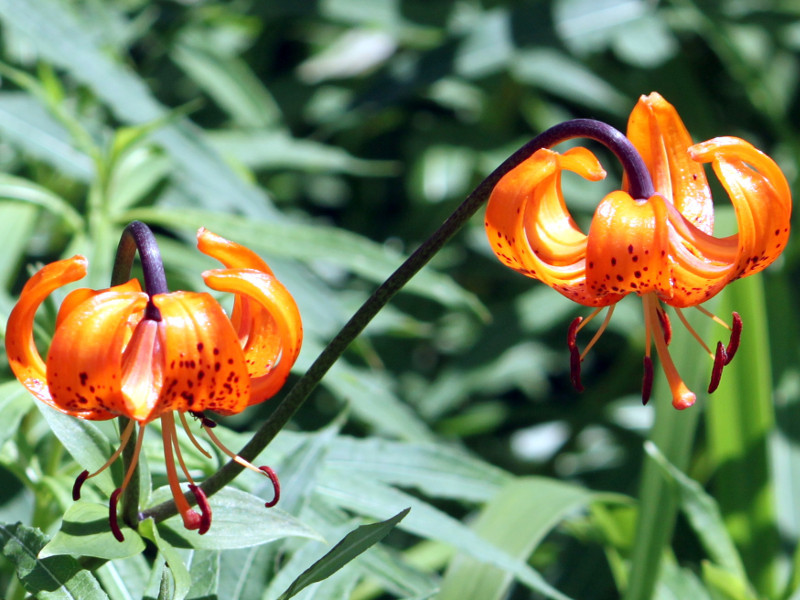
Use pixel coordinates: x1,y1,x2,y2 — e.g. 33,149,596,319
485,92,791,409
6,222,303,540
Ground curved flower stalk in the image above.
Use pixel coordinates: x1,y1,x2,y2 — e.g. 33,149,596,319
6,223,303,540
486,92,791,409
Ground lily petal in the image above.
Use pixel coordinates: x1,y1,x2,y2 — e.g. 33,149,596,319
627,92,714,232
203,268,303,404
152,291,251,417
486,147,619,306
6,256,89,410
47,289,149,420
585,191,672,299
690,136,791,279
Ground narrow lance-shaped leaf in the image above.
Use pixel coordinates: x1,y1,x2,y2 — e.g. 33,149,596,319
277,508,410,600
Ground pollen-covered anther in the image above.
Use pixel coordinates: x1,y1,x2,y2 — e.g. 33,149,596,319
259,466,281,508
708,341,726,394
724,312,742,366
642,356,653,406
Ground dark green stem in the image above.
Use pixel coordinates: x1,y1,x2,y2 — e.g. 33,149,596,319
140,118,654,523
111,221,168,528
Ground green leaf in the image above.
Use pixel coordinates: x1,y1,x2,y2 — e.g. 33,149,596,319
138,519,191,600
122,206,486,315
707,273,780,595
0,91,93,179
326,435,510,502
207,129,397,176
656,560,712,600
186,550,220,599
702,562,759,600
277,508,410,600
0,174,84,230
0,521,109,600
37,404,118,496
172,39,281,129
437,477,599,600
0,0,278,217
0,381,33,451
95,553,150,600
0,201,37,289
106,147,171,215
645,442,748,581
317,471,579,600
39,501,145,560
149,486,321,550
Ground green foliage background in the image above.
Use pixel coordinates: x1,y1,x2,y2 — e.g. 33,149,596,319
0,0,798,599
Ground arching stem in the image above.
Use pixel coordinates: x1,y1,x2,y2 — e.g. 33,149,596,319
139,118,655,523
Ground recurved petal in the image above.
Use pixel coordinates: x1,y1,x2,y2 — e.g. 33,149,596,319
196,228,274,275
690,136,791,279
152,291,251,417
486,147,617,306
46,289,149,420
56,279,143,329
585,191,672,299
5,256,88,409
627,92,714,233
202,268,303,404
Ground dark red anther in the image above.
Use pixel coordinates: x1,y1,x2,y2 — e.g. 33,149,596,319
642,356,653,406
73,470,89,501
708,341,726,393
259,466,281,508
724,312,742,366
109,488,124,542
567,317,584,392
656,306,672,346
567,316,582,350
188,484,212,534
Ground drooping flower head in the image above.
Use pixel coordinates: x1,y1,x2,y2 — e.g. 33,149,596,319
485,92,791,408
6,223,303,539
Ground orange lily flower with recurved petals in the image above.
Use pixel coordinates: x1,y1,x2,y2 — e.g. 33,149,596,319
485,92,791,409
6,225,303,540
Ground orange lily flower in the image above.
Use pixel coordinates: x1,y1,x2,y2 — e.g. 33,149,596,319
6,226,303,539
485,92,791,409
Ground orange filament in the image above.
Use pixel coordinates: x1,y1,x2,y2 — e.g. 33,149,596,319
161,412,205,532
178,411,212,459
643,294,696,409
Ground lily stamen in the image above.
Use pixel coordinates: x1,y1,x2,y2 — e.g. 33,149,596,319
708,342,726,393
178,411,212,459
578,306,616,361
109,424,147,541
161,412,205,533
675,308,715,358
72,419,136,501
200,416,281,508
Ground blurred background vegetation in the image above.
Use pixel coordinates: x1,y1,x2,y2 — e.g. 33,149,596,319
0,0,799,599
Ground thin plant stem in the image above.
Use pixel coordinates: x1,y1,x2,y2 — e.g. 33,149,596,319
140,118,655,523
110,221,169,528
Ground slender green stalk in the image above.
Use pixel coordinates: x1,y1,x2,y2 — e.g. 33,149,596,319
707,276,778,596
139,118,657,523
623,389,700,600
